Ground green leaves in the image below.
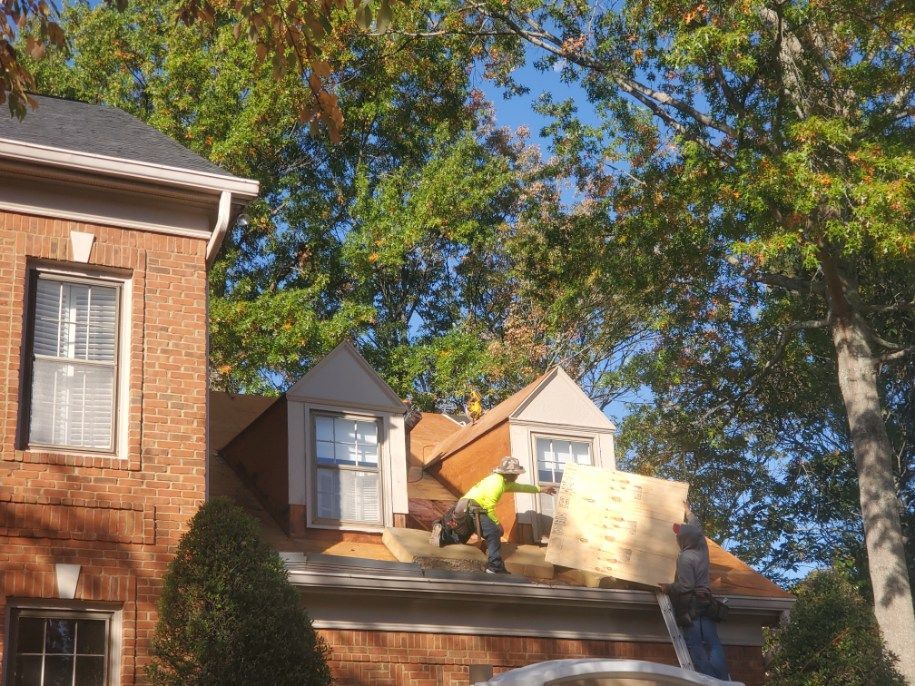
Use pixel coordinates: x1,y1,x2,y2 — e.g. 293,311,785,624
148,498,331,685
766,570,906,685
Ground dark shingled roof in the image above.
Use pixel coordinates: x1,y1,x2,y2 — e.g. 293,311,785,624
0,94,232,177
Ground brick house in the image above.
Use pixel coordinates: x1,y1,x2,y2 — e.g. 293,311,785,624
212,342,794,686
0,95,258,685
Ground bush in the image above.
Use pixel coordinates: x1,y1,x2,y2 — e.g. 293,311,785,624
765,569,904,686
148,497,332,685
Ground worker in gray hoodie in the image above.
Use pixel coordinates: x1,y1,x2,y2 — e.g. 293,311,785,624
660,504,730,680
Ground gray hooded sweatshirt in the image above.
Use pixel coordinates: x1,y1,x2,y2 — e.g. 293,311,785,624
672,513,710,591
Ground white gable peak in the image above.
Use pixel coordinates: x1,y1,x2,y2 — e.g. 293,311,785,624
510,367,615,431
286,341,405,413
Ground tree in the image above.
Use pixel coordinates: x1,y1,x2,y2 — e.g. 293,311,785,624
148,497,331,685
4,0,393,136
766,569,905,685
435,0,915,675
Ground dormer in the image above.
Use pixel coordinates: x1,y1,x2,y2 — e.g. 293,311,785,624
286,342,408,533
219,342,409,537
425,367,616,542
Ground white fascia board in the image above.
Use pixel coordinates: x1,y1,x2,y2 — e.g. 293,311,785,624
0,138,259,199
285,566,795,615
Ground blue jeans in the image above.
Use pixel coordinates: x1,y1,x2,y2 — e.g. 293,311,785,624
682,616,729,680
476,512,505,571
441,510,505,570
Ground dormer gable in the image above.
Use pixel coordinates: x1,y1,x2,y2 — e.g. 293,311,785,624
510,367,616,431
286,341,406,413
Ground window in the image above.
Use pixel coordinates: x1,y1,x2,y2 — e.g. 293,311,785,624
534,436,593,539
535,436,592,485
8,609,111,686
25,272,121,452
313,413,381,524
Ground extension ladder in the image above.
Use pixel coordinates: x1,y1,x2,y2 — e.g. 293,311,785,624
656,591,696,671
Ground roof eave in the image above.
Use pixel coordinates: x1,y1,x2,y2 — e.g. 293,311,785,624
0,137,259,199
285,564,795,615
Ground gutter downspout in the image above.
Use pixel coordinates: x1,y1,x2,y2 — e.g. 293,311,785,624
206,190,233,268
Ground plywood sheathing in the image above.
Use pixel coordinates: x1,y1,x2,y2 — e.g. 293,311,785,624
429,423,517,536
408,472,459,501
425,369,553,466
408,412,463,467
209,390,278,451
382,527,555,579
546,464,690,588
708,541,793,598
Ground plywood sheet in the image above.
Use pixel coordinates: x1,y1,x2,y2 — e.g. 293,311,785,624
545,463,689,587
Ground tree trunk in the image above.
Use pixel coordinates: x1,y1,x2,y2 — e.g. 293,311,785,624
823,254,915,683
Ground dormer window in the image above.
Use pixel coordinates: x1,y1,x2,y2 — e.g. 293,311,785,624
535,436,592,485
313,413,382,524
534,435,593,538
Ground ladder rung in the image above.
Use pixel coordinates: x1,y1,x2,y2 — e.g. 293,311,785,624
656,591,696,672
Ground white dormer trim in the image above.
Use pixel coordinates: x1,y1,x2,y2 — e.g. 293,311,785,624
286,341,406,414
286,342,408,533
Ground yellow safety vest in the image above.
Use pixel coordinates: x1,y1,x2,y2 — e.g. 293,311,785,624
463,473,540,525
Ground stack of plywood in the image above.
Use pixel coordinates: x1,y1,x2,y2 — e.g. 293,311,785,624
545,463,689,587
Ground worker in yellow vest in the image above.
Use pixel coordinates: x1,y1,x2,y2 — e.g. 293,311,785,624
430,456,556,574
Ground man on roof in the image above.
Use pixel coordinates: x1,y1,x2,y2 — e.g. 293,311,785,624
430,456,557,574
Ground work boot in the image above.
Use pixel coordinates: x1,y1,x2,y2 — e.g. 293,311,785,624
430,522,443,547
485,565,510,574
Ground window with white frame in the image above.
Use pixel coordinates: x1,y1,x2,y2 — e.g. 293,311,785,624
313,413,382,525
25,272,121,453
535,436,592,486
8,608,112,686
534,435,593,538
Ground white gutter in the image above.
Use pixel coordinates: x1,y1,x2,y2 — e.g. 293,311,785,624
285,565,795,615
206,190,233,267
0,138,260,198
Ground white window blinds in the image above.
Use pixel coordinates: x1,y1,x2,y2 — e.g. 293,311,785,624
313,415,381,524
29,276,119,451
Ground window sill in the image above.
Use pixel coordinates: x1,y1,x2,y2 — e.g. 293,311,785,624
5,448,139,471
307,520,387,534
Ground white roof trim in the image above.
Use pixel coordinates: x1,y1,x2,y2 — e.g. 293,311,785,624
510,366,617,431
285,564,795,614
286,341,406,413
0,138,259,198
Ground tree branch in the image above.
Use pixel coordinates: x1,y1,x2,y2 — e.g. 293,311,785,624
878,347,915,364
478,7,737,163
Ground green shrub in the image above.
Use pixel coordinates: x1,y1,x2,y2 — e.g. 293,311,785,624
765,569,904,686
147,497,332,685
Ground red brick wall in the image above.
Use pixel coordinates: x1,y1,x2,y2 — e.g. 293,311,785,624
320,629,765,686
0,211,208,685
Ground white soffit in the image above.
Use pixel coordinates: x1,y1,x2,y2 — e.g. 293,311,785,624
511,367,616,431
286,341,406,413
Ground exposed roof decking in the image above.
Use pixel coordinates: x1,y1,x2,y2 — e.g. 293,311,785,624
425,370,553,466
408,412,463,466
209,390,278,452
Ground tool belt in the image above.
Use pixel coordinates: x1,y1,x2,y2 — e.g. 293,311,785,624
442,498,484,543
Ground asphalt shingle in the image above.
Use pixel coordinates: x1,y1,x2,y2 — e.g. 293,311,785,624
0,94,232,177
